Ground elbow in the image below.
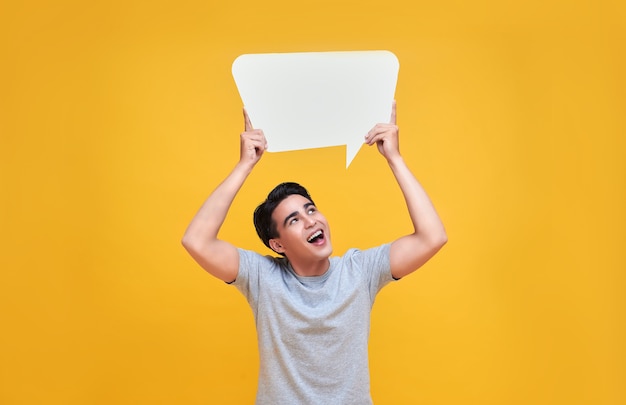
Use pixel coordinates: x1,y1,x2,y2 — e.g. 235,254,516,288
435,230,448,251
438,230,448,249
181,233,222,266
181,233,200,255
426,229,448,254
181,232,190,249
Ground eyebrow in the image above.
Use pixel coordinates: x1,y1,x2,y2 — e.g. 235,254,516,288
282,202,315,227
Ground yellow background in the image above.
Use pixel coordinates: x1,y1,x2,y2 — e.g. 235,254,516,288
1,0,624,404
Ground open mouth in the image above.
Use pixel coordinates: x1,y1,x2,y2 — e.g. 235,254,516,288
307,230,325,244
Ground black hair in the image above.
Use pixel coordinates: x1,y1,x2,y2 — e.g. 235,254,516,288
253,182,315,254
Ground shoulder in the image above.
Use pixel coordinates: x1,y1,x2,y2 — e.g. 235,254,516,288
334,244,391,271
237,248,285,269
334,244,395,294
231,248,288,291
340,244,391,260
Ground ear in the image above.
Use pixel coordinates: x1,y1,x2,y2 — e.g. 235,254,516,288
269,239,285,254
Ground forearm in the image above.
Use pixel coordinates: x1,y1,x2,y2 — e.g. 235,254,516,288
365,101,446,277
387,155,447,278
181,161,254,281
182,162,252,248
388,155,446,242
182,111,266,281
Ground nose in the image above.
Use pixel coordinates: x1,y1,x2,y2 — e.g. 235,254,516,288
304,215,316,228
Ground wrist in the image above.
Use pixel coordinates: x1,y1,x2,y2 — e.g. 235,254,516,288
234,160,255,177
386,154,405,168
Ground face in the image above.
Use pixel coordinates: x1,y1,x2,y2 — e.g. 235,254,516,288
269,194,332,262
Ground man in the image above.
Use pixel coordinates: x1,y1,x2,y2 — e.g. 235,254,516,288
182,102,447,404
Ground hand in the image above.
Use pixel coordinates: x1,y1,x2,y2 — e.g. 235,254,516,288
364,100,400,162
240,108,268,167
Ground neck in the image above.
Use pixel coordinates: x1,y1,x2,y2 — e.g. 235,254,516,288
289,257,330,277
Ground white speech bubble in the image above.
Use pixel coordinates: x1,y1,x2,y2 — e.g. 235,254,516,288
232,51,399,168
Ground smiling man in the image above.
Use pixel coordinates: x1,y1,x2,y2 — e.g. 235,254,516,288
253,184,332,276
182,102,447,405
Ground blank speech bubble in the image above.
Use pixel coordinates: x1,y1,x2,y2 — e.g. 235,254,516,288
232,50,399,168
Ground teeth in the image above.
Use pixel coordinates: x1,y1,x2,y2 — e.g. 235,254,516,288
307,230,322,242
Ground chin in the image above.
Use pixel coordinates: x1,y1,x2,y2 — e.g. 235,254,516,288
319,243,333,258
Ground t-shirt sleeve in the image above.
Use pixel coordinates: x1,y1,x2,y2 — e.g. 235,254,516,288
353,243,395,301
231,248,274,313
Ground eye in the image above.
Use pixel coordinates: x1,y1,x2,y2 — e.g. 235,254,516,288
307,207,316,214
289,217,299,225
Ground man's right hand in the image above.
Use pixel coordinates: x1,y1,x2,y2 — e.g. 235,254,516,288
240,108,268,167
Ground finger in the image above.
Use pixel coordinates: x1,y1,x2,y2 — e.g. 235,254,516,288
243,107,254,131
364,128,381,144
242,129,265,141
364,130,386,145
248,139,267,151
390,99,396,125
249,136,268,150
366,124,393,138
364,135,379,146
242,130,268,149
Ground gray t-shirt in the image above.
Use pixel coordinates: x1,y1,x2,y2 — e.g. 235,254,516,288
233,244,394,405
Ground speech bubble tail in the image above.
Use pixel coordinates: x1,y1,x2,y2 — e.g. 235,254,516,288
345,141,363,169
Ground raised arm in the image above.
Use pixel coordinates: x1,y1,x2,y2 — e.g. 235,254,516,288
182,109,267,282
364,101,447,279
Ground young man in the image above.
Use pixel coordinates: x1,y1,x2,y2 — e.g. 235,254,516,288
182,102,447,404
